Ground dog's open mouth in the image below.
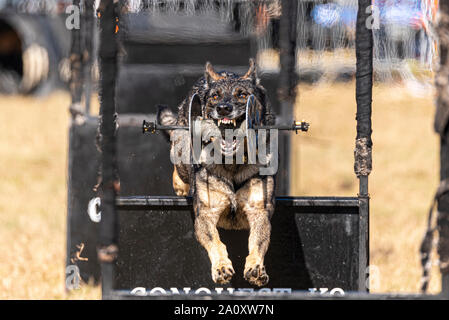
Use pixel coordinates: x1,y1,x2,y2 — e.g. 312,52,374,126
214,115,245,129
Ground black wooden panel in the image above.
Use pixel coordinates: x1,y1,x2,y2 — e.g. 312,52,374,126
116,115,174,197
114,199,360,291
123,41,252,66
116,65,205,114
120,12,253,66
295,213,359,290
116,208,215,290
67,120,100,282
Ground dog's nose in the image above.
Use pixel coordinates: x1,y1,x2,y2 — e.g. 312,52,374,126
216,104,233,116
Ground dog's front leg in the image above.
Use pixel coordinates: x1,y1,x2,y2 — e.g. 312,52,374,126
193,170,235,284
237,176,275,287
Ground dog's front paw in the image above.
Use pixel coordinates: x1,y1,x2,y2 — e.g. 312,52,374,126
211,260,235,284
244,264,269,287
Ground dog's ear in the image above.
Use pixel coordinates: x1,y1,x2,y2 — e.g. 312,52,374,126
205,62,224,88
242,58,259,84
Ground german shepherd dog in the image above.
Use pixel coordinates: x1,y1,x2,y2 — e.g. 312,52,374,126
158,59,276,286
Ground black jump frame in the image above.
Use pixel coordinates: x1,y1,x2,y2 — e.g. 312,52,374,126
95,0,369,299
75,0,447,299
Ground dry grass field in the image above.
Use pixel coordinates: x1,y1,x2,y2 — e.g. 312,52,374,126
0,92,100,299
0,80,442,299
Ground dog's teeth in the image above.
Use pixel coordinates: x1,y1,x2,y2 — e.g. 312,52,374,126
218,120,221,126
233,119,236,127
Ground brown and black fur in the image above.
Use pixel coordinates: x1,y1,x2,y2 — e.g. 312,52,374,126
158,59,276,286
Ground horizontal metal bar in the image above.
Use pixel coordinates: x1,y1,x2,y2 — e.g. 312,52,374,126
116,196,360,210
254,125,297,130
107,289,442,300
82,114,156,127
146,125,187,131
143,124,308,132
145,125,303,131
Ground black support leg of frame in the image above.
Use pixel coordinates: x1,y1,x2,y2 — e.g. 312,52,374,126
98,0,119,300
82,0,96,116
436,1,449,298
279,0,298,100
439,129,449,298
278,0,298,195
358,194,369,292
69,0,83,116
355,0,374,292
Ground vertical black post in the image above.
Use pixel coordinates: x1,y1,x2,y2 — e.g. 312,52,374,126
97,0,119,300
438,126,449,298
69,0,83,116
66,0,84,278
355,0,373,292
83,0,96,115
278,0,298,195
440,126,449,297
434,0,449,299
